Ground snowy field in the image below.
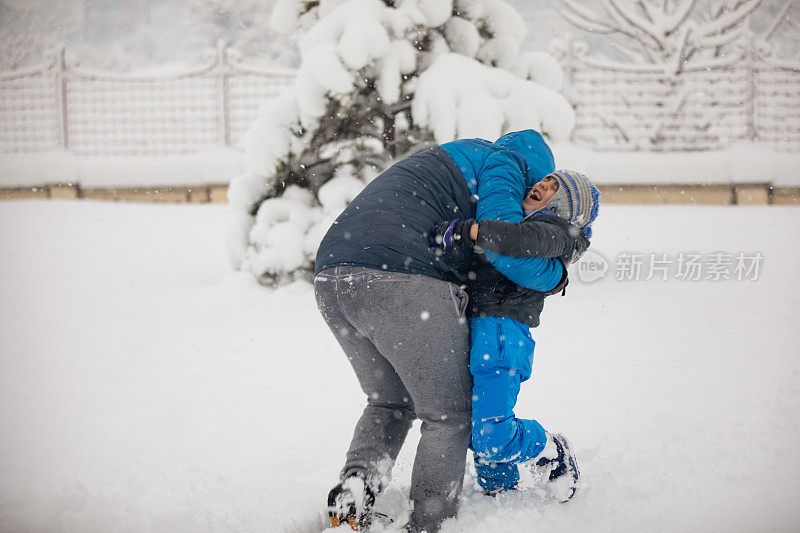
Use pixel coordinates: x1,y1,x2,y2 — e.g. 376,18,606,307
1,200,800,533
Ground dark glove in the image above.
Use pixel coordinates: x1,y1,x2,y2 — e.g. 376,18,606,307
429,218,475,249
568,223,591,264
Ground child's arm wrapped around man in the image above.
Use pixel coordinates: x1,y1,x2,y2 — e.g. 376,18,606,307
431,212,590,265
474,212,590,262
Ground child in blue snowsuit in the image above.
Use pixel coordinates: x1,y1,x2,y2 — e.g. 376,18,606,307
433,169,599,499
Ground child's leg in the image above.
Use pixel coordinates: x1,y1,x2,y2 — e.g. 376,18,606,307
473,456,519,494
469,317,548,490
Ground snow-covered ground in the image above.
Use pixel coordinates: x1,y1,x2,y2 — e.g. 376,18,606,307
1,200,800,532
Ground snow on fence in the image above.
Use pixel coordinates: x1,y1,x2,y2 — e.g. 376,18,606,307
0,45,295,156
1,46,798,155
564,46,800,152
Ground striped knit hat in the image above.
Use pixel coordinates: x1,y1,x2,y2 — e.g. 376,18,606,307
543,170,600,237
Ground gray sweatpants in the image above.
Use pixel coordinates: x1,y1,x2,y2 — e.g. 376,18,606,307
314,266,472,533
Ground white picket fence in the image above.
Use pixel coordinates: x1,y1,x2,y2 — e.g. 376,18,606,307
1,45,799,155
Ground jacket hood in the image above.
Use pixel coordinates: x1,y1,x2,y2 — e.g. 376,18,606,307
494,130,555,190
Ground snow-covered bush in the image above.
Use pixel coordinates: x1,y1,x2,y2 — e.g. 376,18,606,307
229,0,576,283
413,53,573,144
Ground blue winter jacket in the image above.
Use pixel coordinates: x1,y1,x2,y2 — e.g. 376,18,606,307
442,130,562,290
315,130,562,291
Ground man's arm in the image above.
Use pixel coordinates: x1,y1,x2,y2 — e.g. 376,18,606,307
474,151,562,292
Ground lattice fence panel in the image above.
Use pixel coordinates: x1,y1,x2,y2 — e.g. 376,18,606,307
754,66,800,148
67,74,219,156
1,47,797,156
0,72,59,154
570,67,752,151
228,71,295,148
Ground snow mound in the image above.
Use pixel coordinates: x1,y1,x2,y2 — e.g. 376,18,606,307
412,53,575,143
443,16,482,57
242,186,318,277
515,51,564,91
318,172,366,213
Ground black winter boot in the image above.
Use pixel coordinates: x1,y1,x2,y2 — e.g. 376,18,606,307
327,472,376,530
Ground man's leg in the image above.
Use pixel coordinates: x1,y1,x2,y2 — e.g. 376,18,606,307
334,268,472,533
315,269,416,490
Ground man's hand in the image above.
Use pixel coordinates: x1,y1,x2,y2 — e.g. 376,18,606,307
429,218,476,279
429,218,475,249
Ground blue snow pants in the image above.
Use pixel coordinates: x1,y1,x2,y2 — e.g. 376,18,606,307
469,316,548,492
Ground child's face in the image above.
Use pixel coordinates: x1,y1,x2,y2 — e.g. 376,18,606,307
522,175,559,211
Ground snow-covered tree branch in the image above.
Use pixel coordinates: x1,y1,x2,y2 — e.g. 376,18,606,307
557,0,762,74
